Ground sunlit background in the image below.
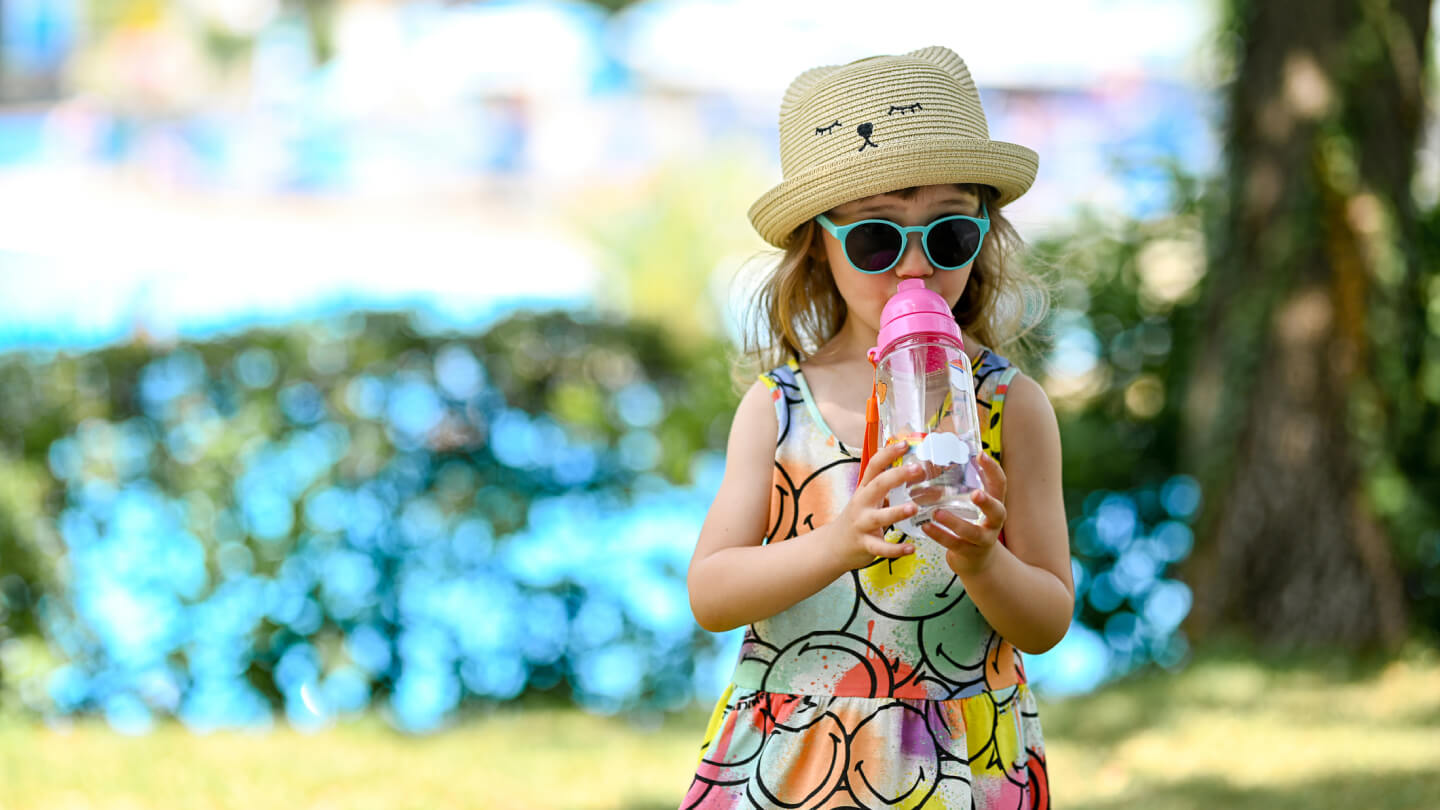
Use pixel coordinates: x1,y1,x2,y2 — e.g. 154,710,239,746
0,0,1436,756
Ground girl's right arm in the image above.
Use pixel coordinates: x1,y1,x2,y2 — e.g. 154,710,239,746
687,379,926,633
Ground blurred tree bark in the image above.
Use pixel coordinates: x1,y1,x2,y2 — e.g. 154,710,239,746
1184,0,1432,646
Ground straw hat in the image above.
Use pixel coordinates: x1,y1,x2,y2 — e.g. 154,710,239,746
748,46,1038,249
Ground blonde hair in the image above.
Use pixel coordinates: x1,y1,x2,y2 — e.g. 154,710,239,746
737,184,1051,382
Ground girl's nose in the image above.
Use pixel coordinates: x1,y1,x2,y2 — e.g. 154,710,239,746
893,234,933,279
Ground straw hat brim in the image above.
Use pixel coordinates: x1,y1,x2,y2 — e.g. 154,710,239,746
748,137,1038,249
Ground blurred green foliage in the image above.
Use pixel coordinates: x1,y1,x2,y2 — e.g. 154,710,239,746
579,0,650,15
1370,197,1440,630
1025,169,1214,668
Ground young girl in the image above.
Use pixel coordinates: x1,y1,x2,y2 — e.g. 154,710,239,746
681,47,1073,809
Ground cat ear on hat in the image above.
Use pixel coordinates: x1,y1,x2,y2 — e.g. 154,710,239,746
903,45,977,94
780,63,841,120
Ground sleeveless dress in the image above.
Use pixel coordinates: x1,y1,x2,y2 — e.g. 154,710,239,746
680,349,1049,810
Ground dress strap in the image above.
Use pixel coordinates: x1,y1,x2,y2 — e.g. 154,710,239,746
971,349,1020,463
759,358,803,446
981,365,1022,462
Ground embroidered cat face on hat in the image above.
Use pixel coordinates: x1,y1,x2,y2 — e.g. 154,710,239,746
748,46,1038,249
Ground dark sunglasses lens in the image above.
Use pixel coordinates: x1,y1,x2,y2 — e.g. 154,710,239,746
845,223,903,272
927,219,982,267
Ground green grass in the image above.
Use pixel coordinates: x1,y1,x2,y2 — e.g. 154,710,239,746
4,644,1438,810
1041,642,1440,809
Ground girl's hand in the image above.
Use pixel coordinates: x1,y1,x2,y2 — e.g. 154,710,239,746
831,442,927,571
923,452,1008,577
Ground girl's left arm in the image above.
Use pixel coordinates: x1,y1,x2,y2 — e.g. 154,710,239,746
923,373,1074,653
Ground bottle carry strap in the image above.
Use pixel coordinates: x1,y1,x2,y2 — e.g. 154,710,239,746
861,358,879,472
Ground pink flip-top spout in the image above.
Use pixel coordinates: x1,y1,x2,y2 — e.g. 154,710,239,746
868,279,964,362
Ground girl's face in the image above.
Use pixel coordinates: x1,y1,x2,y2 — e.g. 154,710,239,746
819,183,982,339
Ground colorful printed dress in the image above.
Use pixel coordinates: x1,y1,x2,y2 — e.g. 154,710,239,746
680,349,1049,810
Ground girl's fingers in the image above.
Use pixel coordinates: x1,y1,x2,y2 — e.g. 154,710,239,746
866,462,924,500
921,520,963,549
970,488,1007,530
854,501,910,534
869,536,915,558
931,507,984,543
871,502,918,529
856,498,920,535
860,442,909,486
976,452,1008,500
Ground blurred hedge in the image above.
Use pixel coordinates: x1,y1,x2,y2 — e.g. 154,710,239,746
0,310,736,728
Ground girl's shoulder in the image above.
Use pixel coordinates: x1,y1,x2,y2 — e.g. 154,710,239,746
997,370,1056,423
727,374,784,458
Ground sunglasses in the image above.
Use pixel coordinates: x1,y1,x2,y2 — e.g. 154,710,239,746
815,203,990,274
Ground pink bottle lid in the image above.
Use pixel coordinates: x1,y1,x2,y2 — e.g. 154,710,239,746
868,279,964,362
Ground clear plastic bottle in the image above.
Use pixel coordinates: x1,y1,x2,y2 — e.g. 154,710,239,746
867,279,983,535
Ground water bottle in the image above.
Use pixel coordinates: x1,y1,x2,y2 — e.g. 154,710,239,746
864,279,984,536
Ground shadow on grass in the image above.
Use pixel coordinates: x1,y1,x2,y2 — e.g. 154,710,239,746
1071,770,1440,810
1037,638,1440,748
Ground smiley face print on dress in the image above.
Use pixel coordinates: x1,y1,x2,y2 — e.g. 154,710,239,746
854,533,966,622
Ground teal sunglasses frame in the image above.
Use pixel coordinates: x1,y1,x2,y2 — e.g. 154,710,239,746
815,202,991,275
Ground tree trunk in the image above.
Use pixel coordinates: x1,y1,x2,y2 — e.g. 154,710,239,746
1184,0,1432,647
